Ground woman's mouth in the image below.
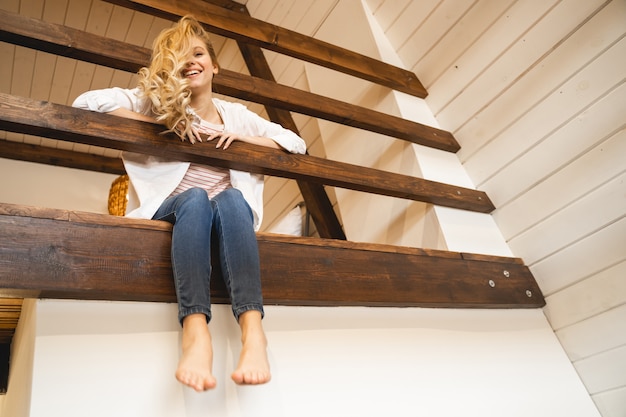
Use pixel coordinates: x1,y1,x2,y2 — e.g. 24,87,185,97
184,69,201,78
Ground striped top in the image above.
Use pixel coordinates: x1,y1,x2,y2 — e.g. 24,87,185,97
169,120,231,199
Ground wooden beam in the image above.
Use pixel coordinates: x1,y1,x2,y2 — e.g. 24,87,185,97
0,93,494,213
0,10,457,151
0,203,545,308
0,140,125,175
236,33,346,239
103,0,428,98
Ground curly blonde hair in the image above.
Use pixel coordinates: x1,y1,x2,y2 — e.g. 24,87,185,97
137,15,219,139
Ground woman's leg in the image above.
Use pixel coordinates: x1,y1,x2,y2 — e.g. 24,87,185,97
153,188,216,391
212,188,271,384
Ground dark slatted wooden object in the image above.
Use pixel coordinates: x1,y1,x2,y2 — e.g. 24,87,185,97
0,203,544,308
0,93,495,213
103,0,428,98
0,10,457,151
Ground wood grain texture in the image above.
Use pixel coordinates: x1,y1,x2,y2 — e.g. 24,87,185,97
0,9,457,151
103,0,428,97
0,203,544,308
0,93,494,213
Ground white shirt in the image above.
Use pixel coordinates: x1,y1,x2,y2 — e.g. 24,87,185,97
72,87,307,230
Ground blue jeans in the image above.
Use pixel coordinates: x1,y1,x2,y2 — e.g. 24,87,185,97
152,187,264,325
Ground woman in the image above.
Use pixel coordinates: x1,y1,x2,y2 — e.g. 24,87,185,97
73,15,306,391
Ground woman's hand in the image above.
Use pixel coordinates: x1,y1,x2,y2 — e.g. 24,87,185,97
204,131,281,150
175,122,204,144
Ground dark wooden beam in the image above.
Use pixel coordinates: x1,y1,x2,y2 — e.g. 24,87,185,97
103,0,428,98
236,31,345,239
0,203,545,308
0,10,457,151
0,140,125,175
0,93,494,213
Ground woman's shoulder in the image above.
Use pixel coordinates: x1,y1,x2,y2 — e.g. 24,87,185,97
212,97,248,113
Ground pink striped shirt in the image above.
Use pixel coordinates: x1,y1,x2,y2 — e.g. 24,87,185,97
170,120,231,199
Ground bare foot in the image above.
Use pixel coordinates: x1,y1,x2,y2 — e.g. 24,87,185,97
177,314,217,392
231,311,271,385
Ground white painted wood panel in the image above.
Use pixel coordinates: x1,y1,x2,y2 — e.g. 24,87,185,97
367,0,411,33
426,0,559,117
508,173,625,265
464,34,626,185
396,0,474,78
456,0,626,165
412,0,515,88
557,304,626,362
481,81,626,208
437,0,607,133
530,217,626,296
543,260,626,330
493,127,626,240
593,387,626,417
575,345,626,395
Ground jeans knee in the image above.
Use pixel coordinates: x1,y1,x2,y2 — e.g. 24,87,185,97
215,188,252,221
181,187,210,206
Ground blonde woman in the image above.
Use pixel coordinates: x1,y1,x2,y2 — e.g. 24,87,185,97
73,15,306,391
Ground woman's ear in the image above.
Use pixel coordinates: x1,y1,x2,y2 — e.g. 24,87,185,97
213,65,219,75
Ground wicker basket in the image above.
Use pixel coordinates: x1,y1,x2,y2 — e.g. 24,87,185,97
108,174,129,216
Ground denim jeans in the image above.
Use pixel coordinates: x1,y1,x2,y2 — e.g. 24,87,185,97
152,187,264,325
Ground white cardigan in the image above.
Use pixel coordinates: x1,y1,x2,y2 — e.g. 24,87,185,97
72,87,306,230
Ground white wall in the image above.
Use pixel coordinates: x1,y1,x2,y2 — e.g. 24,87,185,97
16,300,601,417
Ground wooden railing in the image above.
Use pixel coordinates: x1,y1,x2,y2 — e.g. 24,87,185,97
0,92,493,213
0,2,544,309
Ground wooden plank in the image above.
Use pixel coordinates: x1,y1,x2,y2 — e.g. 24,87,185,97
495,128,626,240
574,345,626,395
509,173,626,265
544,261,626,330
0,139,126,175
409,0,514,87
103,0,428,98
531,218,626,296
0,10,458,151
456,0,624,162
427,0,559,117
484,81,626,208
592,387,626,417
0,93,495,213
465,32,626,186
556,303,626,362
237,38,345,239
0,203,544,308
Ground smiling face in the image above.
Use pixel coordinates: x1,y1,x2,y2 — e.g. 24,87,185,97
182,37,219,92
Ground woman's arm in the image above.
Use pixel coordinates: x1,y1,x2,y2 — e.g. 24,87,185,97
108,107,159,124
206,132,282,150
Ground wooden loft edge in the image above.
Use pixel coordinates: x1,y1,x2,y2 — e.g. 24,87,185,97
0,93,494,213
0,203,545,308
104,0,428,98
0,139,347,240
0,10,457,151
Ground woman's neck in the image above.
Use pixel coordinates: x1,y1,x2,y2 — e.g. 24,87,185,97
190,93,222,124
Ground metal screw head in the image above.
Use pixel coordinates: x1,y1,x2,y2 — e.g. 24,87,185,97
503,270,510,278
489,280,496,287
526,290,532,297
